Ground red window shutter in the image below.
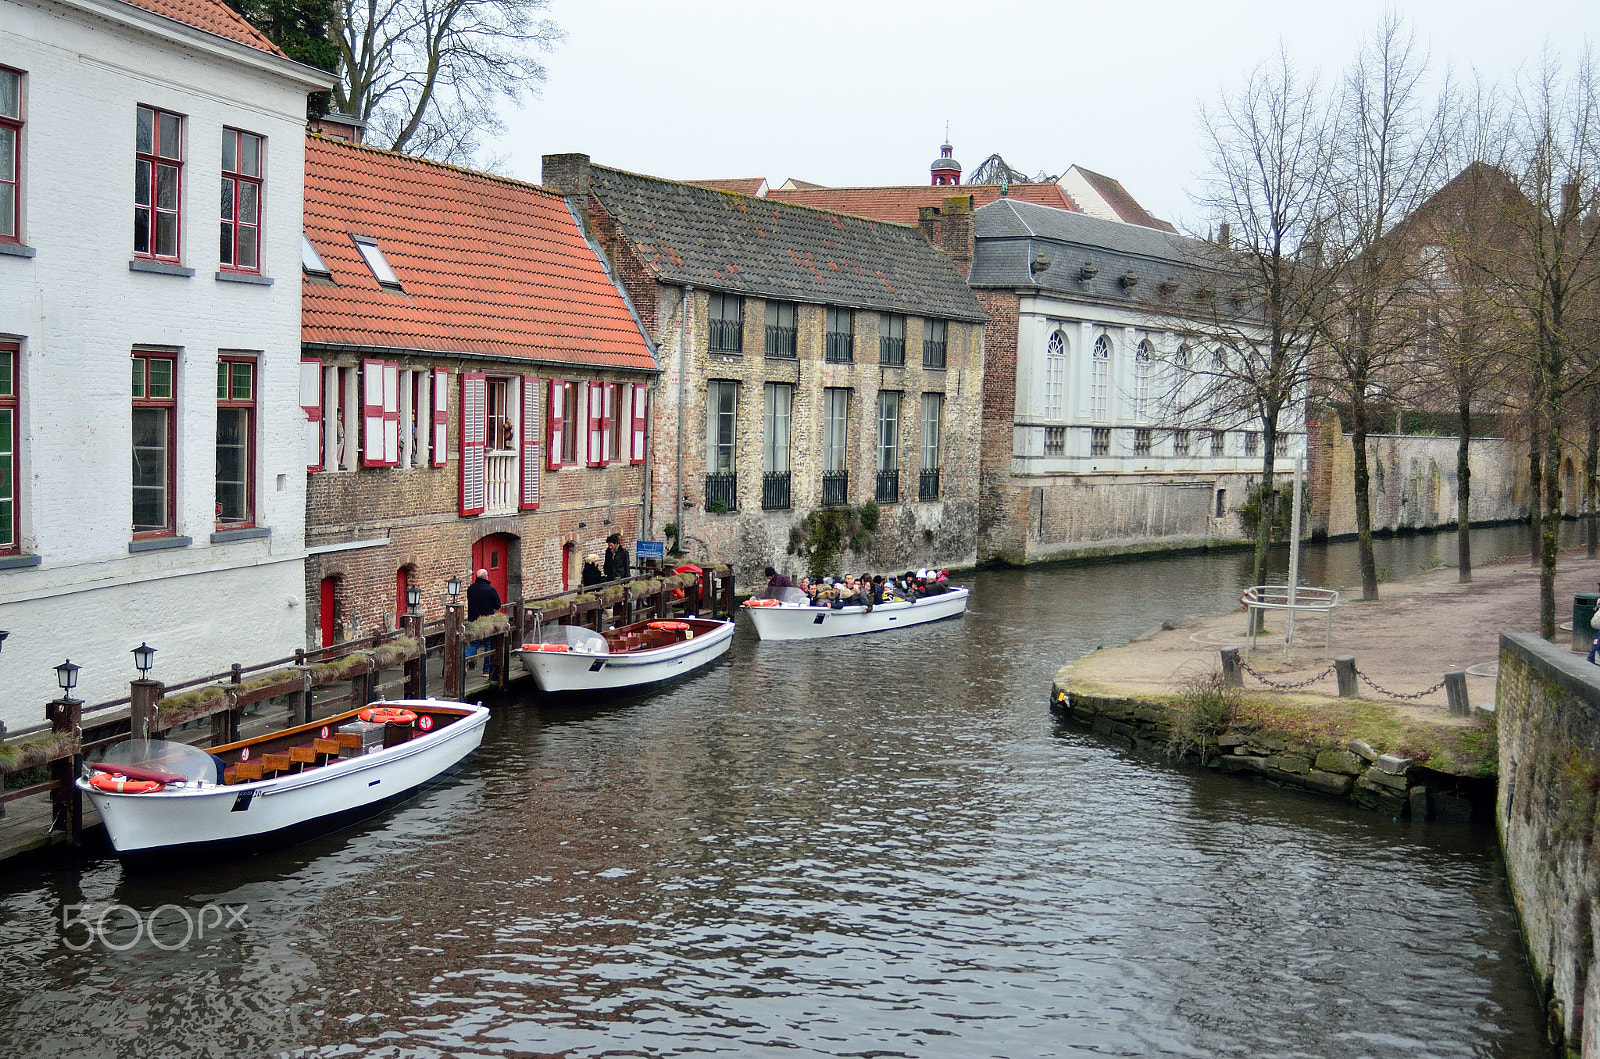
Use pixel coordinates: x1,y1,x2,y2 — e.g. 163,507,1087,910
361,360,387,467
520,375,541,509
587,383,604,467
382,362,400,466
459,372,487,516
300,358,323,470
599,382,615,466
631,383,648,465
547,378,565,470
431,368,449,467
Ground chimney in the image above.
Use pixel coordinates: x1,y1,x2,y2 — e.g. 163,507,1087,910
917,205,943,247
939,194,974,273
310,111,365,145
1218,221,1230,248
542,153,593,197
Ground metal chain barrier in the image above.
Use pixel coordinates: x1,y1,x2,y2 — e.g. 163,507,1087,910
1238,661,1336,690
1352,667,1448,701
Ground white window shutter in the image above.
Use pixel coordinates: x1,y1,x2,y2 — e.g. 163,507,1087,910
300,358,323,470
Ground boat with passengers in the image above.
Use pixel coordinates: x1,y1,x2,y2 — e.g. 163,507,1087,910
742,583,969,641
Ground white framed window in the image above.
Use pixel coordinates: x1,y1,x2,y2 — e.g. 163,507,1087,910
1135,339,1153,420
1045,330,1066,420
1091,334,1111,422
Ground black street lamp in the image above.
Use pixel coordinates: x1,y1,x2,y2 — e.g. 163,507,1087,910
132,642,156,677
445,575,461,606
0,630,9,654
406,584,422,614
54,659,80,698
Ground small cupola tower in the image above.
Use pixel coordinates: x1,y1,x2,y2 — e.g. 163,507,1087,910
930,140,962,186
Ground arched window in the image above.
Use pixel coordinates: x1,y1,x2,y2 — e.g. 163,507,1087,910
1091,334,1111,422
1045,330,1067,420
1135,339,1153,420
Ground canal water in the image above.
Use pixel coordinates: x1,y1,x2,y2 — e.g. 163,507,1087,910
0,527,1558,1058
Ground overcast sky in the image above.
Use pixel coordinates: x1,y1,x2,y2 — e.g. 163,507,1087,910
496,1,1596,234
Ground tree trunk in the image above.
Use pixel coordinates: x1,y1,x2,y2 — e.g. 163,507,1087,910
1542,411,1562,640
1249,419,1280,636
1456,394,1472,583
1585,416,1597,558
1529,441,1542,567
1350,389,1379,600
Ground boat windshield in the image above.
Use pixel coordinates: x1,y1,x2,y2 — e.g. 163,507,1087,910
771,587,810,606
530,624,609,654
94,738,217,783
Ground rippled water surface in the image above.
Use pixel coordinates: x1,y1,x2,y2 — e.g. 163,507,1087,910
0,528,1555,1057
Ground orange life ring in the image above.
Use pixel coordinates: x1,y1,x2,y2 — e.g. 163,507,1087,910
744,598,780,607
519,642,570,653
358,707,418,725
89,773,164,794
649,621,690,631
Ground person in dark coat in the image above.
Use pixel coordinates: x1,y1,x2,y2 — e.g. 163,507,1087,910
581,553,606,587
763,566,793,596
465,569,502,677
603,533,630,582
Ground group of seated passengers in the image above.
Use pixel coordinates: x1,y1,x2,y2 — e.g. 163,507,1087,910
780,569,949,609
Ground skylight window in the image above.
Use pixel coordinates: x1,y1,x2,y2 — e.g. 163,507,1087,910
301,233,331,277
352,234,402,290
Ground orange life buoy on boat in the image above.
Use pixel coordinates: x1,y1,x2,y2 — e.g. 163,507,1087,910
88,773,164,794
744,598,780,607
649,621,690,631
519,642,570,652
358,707,418,725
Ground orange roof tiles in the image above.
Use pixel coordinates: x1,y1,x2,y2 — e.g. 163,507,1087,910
688,177,768,196
117,0,287,56
302,136,656,373
765,183,1076,225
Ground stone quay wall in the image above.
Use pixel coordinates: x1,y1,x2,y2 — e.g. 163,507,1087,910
1049,685,1478,823
1497,631,1600,1058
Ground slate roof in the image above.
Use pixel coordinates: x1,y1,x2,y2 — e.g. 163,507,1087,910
302,137,656,372
587,166,988,323
971,199,1215,303
118,0,287,56
766,182,1076,226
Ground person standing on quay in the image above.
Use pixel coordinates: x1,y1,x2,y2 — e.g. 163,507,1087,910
465,568,502,679
604,533,630,582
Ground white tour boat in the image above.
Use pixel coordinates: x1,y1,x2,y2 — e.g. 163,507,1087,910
79,698,488,860
742,585,970,641
515,615,735,694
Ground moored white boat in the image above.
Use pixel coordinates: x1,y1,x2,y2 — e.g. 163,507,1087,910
743,586,969,641
515,616,734,693
79,698,488,859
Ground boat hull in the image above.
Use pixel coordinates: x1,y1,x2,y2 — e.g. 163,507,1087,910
744,587,970,641
518,620,734,693
80,699,488,857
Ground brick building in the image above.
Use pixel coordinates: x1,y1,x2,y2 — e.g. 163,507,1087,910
301,137,657,645
0,0,331,721
540,155,988,586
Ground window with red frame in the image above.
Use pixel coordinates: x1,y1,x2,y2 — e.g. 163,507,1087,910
0,344,17,551
134,105,183,260
216,356,255,526
220,129,262,271
560,381,580,463
132,352,177,536
0,68,21,243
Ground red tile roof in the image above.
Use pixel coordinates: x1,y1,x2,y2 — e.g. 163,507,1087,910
118,0,287,56
765,183,1077,225
1065,166,1177,233
302,136,656,372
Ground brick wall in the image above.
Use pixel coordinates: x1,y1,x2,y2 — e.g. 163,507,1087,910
974,289,1023,561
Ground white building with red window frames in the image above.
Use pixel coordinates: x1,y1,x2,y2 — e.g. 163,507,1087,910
0,0,333,722
300,134,657,645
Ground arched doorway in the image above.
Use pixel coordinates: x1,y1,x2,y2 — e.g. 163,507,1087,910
472,533,518,603
395,565,414,628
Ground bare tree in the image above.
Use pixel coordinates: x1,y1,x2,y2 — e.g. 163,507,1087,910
1177,48,1331,594
332,0,563,163
1463,45,1600,639
1314,14,1451,601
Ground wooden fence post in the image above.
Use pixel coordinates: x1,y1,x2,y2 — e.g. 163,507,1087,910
47,696,82,842
403,613,425,698
1220,646,1243,687
293,648,312,727
444,604,464,699
1335,655,1358,698
130,678,163,740
1444,670,1470,717
721,567,734,615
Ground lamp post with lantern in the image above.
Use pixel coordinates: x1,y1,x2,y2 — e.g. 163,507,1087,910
403,584,427,698
442,575,465,699
47,659,83,841
129,642,161,742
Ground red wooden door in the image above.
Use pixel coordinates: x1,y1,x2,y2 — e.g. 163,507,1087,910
472,535,510,602
319,576,338,647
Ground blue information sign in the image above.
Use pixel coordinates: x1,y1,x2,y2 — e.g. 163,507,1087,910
635,540,666,563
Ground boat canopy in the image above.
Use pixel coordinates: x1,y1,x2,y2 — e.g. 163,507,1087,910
531,624,610,653
94,738,218,783
769,587,811,606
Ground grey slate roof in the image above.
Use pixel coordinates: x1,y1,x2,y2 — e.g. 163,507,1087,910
971,198,1217,304
588,165,988,323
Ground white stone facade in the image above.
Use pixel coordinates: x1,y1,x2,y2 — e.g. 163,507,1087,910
0,0,331,725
